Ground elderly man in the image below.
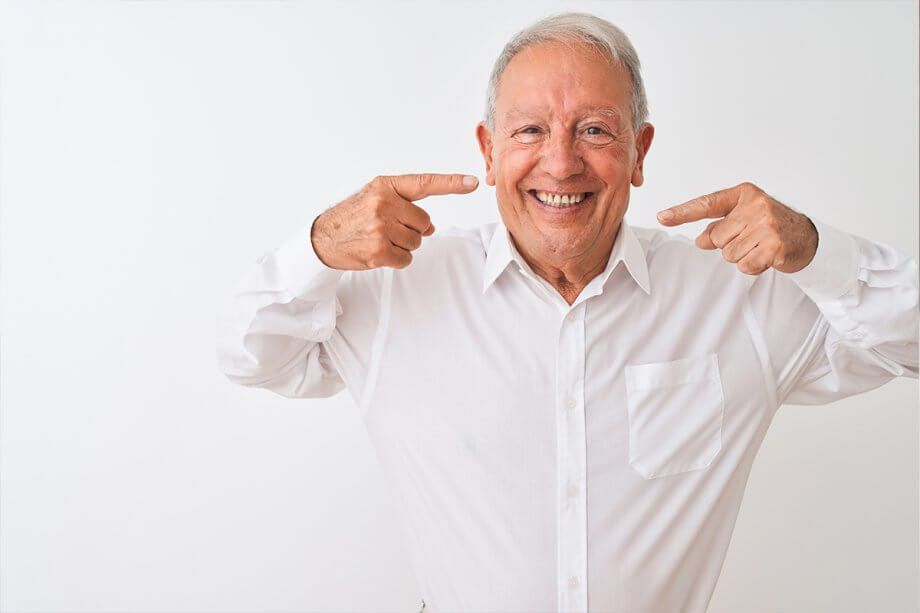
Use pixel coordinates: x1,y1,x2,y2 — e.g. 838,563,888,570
216,12,918,613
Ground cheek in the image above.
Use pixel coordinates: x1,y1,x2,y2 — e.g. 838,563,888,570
496,146,537,184
584,148,629,181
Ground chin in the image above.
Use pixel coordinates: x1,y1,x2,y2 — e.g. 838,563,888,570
535,230,590,259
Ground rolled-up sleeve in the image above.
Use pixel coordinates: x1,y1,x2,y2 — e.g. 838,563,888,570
748,216,918,406
216,218,383,401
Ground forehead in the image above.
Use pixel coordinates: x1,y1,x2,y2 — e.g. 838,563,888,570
495,40,632,123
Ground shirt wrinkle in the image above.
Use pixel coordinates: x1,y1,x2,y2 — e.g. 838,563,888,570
217,213,918,613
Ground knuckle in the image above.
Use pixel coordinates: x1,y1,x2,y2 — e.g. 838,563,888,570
394,252,412,269
370,240,390,259
409,203,431,231
739,181,759,194
367,250,392,269
367,194,386,214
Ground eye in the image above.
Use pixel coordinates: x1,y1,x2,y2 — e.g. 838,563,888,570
580,125,614,144
513,126,543,143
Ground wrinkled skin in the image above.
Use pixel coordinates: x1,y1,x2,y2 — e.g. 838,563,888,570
476,40,654,304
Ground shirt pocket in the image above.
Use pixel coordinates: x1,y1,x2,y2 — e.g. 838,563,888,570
624,353,724,479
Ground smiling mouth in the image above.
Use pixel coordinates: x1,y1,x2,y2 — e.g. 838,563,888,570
526,189,594,209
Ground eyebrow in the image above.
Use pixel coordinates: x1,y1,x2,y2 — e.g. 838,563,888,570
502,106,623,124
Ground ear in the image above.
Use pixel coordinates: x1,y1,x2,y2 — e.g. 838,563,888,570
476,121,496,186
630,122,655,187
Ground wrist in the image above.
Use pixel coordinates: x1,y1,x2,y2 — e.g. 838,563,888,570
797,214,819,271
310,212,336,269
776,211,819,274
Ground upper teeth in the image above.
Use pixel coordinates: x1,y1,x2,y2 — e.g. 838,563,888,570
535,191,586,206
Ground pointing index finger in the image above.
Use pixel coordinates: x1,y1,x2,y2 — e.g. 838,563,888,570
657,185,741,226
387,173,479,201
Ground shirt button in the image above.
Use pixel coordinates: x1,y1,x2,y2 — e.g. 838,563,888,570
566,484,579,498
564,396,576,410
568,576,579,589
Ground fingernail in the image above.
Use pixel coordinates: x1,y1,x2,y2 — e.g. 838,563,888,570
657,209,674,222
462,175,478,187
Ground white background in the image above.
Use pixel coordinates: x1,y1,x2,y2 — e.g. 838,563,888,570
0,1,916,611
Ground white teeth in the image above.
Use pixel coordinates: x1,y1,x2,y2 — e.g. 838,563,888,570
533,191,587,206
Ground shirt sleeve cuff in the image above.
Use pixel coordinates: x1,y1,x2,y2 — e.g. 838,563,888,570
783,215,860,302
272,215,345,298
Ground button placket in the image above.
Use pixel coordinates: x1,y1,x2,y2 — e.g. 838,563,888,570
555,303,588,612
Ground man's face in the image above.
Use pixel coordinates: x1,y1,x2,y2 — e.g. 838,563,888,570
477,41,654,267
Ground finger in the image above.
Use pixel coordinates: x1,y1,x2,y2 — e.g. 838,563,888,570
657,185,742,226
387,221,424,252
422,223,436,236
706,214,747,249
720,229,760,263
695,220,719,249
395,200,433,234
386,244,413,269
736,244,775,275
387,173,479,201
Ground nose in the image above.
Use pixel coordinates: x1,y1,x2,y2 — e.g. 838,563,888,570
540,132,584,180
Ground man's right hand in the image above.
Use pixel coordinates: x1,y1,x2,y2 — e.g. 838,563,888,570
310,173,480,270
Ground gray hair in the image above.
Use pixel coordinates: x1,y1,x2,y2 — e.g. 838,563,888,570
484,12,648,134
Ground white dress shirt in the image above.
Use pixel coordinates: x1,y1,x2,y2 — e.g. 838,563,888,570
216,213,918,613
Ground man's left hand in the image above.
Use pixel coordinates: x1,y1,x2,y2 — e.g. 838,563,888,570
656,182,819,275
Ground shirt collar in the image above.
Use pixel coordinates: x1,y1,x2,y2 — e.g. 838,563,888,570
481,218,651,296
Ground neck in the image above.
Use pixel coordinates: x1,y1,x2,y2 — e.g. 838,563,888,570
511,222,621,306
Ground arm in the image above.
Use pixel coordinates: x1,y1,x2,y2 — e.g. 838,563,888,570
215,172,479,400
215,218,371,399
658,181,918,406
754,218,918,404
